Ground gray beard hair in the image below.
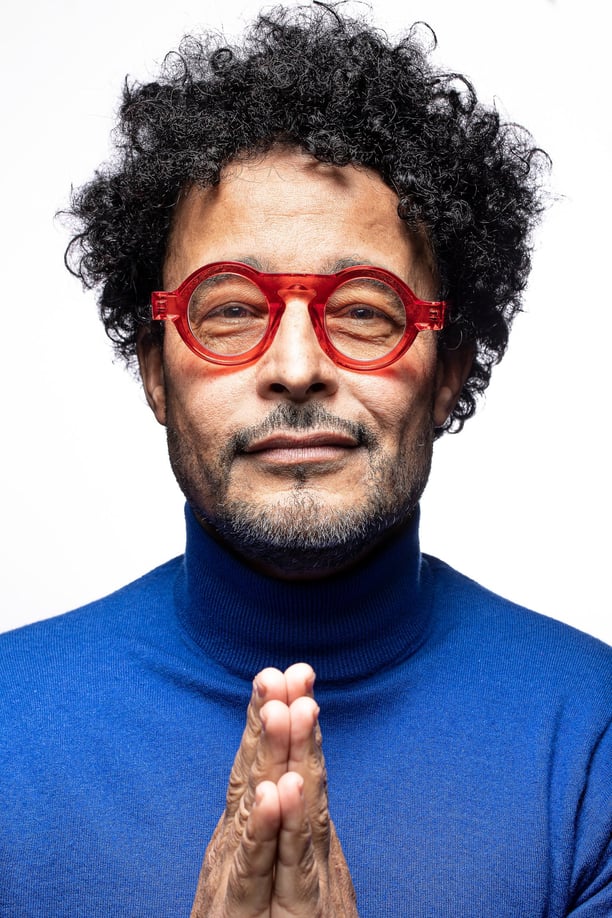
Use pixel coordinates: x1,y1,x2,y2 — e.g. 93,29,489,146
167,402,434,576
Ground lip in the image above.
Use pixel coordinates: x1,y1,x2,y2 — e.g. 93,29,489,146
243,431,359,453
241,430,360,468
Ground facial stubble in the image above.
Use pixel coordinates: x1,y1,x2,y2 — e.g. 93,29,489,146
166,401,434,576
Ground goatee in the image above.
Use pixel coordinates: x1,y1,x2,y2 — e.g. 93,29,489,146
167,402,434,577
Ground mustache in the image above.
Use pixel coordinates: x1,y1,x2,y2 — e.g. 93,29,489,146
228,403,378,455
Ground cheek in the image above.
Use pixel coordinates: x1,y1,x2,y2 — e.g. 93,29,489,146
354,346,438,435
165,379,229,445
163,335,254,439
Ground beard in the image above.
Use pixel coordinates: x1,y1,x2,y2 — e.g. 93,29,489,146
166,402,434,577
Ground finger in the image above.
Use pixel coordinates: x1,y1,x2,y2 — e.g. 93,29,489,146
288,696,322,775
254,666,289,705
288,696,329,857
192,704,290,918
273,771,321,910
240,699,291,818
284,663,315,704
226,668,287,814
225,780,281,915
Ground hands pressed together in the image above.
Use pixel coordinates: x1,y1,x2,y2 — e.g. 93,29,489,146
190,663,358,917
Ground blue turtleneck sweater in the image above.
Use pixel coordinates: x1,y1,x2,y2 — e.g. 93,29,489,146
1,507,610,916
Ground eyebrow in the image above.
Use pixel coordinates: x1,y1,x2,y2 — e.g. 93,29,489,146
230,255,371,274
230,255,265,270
325,256,370,272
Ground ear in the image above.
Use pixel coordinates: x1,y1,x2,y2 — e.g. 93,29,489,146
432,343,474,429
137,327,167,426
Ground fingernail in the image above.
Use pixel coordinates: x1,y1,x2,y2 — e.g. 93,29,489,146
253,678,265,699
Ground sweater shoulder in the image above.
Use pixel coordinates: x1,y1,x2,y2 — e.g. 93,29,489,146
0,555,183,664
423,552,612,703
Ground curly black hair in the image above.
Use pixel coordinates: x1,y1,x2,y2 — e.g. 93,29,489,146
65,3,548,433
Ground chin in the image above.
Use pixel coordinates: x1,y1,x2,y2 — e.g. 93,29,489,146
194,486,418,577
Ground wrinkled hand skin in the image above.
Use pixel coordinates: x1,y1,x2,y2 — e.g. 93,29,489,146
190,663,359,917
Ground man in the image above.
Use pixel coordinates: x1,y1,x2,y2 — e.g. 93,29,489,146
1,7,610,917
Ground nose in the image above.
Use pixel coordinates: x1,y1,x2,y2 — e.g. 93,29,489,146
255,294,339,402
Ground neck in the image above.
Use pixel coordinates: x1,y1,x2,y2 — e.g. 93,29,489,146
175,505,433,683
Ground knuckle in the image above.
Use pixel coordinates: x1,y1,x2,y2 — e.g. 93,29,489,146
226,768,246,808
231,798,250,842
310,746,326,779
226,715,262,809
232,835,256,884
308,751,329,801
311,806,331,843
249,745,270,791
224,838,260,908
246,694,263,733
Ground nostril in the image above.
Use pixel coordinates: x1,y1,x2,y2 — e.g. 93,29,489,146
270,383,288,393
308,382,326,393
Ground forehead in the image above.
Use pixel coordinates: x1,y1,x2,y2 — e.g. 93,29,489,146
164,148,435,294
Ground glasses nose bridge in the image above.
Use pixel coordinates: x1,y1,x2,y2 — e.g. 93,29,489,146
275,281,319,307
272,280,322,338
264,279,329,359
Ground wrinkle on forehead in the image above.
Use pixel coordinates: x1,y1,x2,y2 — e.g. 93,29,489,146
164,147,438,295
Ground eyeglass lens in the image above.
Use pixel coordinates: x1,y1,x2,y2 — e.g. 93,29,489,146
187,271,408,360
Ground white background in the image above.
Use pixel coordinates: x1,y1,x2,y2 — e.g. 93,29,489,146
1,0,610,643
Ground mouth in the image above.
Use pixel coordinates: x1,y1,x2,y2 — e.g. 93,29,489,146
241,431,360,467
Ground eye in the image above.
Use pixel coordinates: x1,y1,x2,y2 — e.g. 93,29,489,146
206,302,259,320
325,299,404,330
344,305,378,321
188,273,268,328
324,278,407,360
186,273,269,355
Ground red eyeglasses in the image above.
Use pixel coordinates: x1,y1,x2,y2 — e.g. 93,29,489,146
151,261,447,371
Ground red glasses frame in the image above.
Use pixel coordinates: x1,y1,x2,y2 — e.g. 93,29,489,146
151,261,447,371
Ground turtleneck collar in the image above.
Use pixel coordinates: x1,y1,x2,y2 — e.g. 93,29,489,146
175,505,433,684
